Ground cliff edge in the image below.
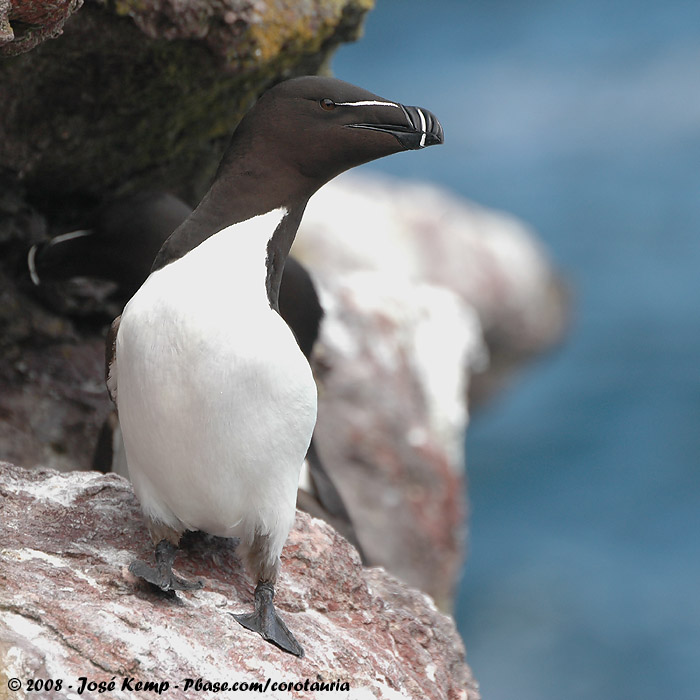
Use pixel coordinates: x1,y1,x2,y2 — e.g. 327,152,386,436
0,462,478,700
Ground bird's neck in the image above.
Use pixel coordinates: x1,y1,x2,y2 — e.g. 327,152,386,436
151,166,309,311
152,157,313,274
264,205,306,312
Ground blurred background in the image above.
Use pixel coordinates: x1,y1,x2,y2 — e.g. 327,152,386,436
334,1,700,699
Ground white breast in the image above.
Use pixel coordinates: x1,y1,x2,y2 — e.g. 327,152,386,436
116,209,317,556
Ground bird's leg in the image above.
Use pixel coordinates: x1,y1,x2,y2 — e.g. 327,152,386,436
130,530,203,592
234,581,303,657
232,533,303,657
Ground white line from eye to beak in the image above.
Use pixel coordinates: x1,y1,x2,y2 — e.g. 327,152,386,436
334,100,402,108
27,229,94,286
47,229,93,247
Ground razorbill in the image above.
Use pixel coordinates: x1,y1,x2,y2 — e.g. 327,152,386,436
26,192,323,355
28,188,363,558
26,192,191,307
107,76,443,656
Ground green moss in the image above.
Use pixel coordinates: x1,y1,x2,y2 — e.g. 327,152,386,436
0,0,375,216
112,0,147,16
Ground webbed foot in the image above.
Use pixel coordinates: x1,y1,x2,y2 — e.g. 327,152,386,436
233,581,304,657
130,539,203,592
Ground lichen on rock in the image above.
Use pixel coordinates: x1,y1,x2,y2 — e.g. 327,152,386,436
0,0,83,56
0,0,374,209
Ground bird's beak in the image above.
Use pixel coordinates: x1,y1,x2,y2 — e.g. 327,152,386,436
347,104,445,150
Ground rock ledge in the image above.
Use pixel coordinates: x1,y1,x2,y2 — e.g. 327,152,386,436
0,462,478,700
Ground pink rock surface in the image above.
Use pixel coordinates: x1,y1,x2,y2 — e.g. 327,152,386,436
290,173,567,605
0,0,82,54
0,463,478,699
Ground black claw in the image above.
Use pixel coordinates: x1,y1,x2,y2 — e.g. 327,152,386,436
232,582,304,657
130,539,203,593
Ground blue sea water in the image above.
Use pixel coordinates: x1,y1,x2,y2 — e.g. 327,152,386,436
333,2,700,699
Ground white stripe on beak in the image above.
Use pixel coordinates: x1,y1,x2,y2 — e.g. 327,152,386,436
417,108,427,148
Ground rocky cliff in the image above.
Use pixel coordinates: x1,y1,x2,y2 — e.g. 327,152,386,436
0,0,568,693
0,463,479,700
0,0,372,205
0,173,567,608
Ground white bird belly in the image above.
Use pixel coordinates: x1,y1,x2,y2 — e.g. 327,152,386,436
115,210,317,552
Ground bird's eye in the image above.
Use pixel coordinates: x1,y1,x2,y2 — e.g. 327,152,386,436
320,98,336,111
